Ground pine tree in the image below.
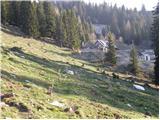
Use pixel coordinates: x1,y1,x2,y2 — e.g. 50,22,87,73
20,1,39,37
8,1,21,26
61,10,68,47
130,43,140,76
55,16,64,47
105,32,116,65
69,10,80,50
37,2,46,37
151,3,159,85
1,1,9,25
43,2,56,38
28,2,39,37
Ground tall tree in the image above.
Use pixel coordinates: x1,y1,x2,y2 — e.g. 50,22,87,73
69,9,80,50
151,3,159,85
8,1,21,26
43,2,56,38
20,1,39,37
105,32,116,65
37,2,46,37
130,43,140,76
61,10,68,46
1,1,9,24
55,16,64,47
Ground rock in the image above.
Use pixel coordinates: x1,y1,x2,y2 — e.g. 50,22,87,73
66,70,74,75
64,106,78,113
126,79,131,82
133,84,145,91
68,107,74,113
49,100,64,108
127,103,132,108
0,102,8,107
21,56,25,58
25,80,30,83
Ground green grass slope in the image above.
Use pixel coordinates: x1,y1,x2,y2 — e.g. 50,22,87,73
0,31,159,119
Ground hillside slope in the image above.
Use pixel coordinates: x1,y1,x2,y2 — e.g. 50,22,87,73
0,30,159,119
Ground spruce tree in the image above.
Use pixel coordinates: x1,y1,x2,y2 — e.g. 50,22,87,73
55,16,64,47
28,2,39,37
105,32,116,65
151,3,159,85
130,43,140,76
8,1,21,26
70,10,80,50
37,2,46,37
43,2,56,38
1,1,9,25
61,10,68,47
20,1,39,37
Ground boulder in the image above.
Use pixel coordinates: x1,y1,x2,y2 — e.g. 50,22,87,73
133,84,145,91
49,100,64,108
66,70,74,75
127,103,132,108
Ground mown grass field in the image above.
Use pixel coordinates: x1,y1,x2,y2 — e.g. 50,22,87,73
0,30,159,119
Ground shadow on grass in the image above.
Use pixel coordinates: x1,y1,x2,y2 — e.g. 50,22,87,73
2,48,159,117
1,70,51,89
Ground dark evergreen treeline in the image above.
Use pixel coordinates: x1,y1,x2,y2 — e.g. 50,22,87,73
1,1,153,49
55,1,153,46
1,1,93,50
